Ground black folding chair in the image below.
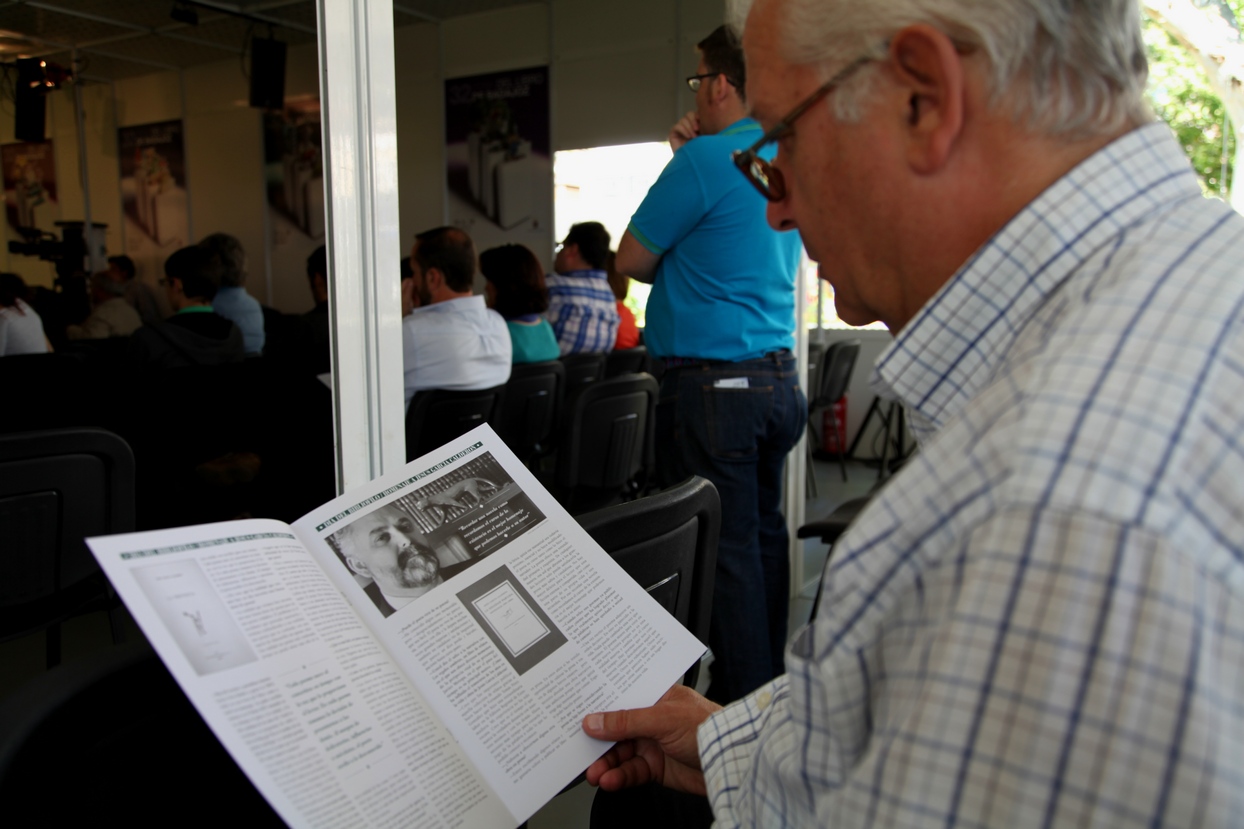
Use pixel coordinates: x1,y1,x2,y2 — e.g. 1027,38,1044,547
575,475,720,689
496,360,565,466
406,385,507,461
0,427,134,667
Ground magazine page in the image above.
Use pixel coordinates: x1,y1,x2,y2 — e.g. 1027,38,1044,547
293,425,706,825
87,518,513,829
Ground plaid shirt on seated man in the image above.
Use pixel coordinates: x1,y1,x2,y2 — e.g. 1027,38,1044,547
545,221,619,355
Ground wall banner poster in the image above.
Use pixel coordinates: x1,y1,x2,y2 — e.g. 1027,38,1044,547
444,66,552,269
1,141,57,232
118,120,189,256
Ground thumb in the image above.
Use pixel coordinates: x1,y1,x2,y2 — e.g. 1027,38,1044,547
583,707,656,741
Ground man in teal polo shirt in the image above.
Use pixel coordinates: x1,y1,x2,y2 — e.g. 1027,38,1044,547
617,24,804,705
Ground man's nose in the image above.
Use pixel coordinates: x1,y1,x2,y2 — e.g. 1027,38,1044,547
767,196,799,232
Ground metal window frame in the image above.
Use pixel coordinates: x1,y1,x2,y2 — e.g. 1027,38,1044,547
316,0,405,492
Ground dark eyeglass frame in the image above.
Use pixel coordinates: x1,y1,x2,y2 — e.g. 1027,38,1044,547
731,55,873,202
686,72,741,92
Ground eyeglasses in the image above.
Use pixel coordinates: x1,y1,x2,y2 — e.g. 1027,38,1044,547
686,73,725,92
732,56,873,202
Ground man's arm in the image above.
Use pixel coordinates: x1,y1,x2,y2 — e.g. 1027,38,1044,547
616,230,662,285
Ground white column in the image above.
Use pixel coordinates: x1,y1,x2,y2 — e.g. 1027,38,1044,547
316,0,406,492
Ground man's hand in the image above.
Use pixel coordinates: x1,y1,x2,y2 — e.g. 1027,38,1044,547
668,111,700,151
582,684,722,795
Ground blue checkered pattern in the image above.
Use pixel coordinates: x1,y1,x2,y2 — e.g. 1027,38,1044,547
698,122,1244,827
544,269,619,355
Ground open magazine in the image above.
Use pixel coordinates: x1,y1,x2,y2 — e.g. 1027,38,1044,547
87,424,705,829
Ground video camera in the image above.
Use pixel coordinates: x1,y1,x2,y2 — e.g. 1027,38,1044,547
8,220,107,286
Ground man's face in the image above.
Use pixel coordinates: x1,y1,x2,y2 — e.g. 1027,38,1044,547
744,2,899,328
693,57,715,133
340,505,440,597
409,243,433,307
553,240,572,274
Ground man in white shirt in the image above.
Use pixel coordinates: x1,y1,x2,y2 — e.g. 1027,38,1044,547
402,226,511,409
581,0,1244,826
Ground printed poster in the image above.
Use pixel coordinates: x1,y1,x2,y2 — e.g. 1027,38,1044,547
263,98,324,241
1,141,56,231
444,67,553,271
118,120,189,255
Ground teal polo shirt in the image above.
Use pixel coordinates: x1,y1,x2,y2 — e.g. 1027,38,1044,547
628,117,802,362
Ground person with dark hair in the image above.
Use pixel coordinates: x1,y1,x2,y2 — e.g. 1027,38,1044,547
545,221,620,355
402,226,510,408
399,255,418,317
200,232,264,356
480,244,559,364
606,251,640,351
301,244,331,373
0,272,51,356
67,271,142,340
108,253,170,326
614,23,805,705
129,245,244,368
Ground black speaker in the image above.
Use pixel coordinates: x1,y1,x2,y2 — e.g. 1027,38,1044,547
249,37,286,110
15,58,46,142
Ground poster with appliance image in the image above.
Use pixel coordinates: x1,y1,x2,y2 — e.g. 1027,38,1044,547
118,120,189,253
263,98,324,241
445,67,553,271
1,141,56,232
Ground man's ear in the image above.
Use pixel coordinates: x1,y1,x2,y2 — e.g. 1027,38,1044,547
345,555,372,579
889,25,965,174
424,267,446,292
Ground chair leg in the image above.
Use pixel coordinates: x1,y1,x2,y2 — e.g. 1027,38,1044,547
805,437,818,499
829,408,848,483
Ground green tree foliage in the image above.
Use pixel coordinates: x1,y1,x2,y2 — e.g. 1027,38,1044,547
1145,15,1236,196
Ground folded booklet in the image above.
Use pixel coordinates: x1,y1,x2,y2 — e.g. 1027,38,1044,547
87,424,705,829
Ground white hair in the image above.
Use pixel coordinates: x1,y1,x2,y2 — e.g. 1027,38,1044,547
730,0,1151,137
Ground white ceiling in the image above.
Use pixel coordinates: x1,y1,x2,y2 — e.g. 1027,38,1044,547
0,0,538,82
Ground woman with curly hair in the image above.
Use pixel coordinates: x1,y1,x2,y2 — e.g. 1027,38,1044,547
479,244,559,364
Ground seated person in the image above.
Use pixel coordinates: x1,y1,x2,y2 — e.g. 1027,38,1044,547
480,243,560,364
67,271,142,340
402,226,511,409
200,232,265,356
0,272,51,356
545,221,620,355
130,245,245,368
606,251,640,350
109,254,170,326
302,245,332,375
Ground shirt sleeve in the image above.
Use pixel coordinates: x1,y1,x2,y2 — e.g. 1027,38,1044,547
627,143,710,255
697,505,1227,827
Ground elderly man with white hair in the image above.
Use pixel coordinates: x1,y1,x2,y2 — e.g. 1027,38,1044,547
582,1,1244,826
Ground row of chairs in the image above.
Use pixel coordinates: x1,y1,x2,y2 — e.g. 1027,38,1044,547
408,348,658,513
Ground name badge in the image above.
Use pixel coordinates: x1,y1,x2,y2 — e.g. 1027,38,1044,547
713,378,749,389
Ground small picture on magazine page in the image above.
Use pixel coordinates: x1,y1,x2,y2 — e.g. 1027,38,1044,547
327,452,546,619
457,564,567,675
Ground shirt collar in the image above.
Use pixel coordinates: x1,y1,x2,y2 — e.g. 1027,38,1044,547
872,121,1202,439
407,294,485,317
720,117,759,137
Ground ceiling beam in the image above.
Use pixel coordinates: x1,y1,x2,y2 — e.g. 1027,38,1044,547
17,1,246,53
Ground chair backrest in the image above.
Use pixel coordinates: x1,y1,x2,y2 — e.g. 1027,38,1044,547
406,385,506,461
575,476,720,687
559,352,607,392
805,341,826,403
496,360,565,464
0,643,285,825
814,339,861,408
0,353,91,434
604,345,649,377
0,428,134,641
555,372,658,495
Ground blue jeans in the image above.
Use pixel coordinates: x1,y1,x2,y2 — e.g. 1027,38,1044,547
655,351,806,703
